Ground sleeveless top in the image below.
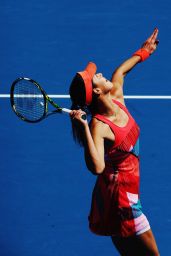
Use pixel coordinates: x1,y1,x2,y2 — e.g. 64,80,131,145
88,99,142,237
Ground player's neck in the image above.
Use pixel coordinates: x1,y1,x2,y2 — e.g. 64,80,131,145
96,94,118,117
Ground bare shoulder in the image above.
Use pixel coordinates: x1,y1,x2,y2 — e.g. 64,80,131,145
90,117,115,143
90,117,110,137
90,117,106,131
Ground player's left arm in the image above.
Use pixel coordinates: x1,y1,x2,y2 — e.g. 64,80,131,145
110,28,159,101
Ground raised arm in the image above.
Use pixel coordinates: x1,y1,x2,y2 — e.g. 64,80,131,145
111,28,159,96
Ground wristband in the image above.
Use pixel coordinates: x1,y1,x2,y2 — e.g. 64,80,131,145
133,48,150,62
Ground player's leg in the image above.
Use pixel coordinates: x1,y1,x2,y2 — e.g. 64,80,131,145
111,229,159,256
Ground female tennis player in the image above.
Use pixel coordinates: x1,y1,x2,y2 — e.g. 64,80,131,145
69,28,160,256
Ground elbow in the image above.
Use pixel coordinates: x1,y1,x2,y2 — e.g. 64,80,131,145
85,156,105,175
88,163,105,175
114,66,128,78
113,68,124,76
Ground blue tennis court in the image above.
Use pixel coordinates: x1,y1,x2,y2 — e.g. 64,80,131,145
0,0,171,255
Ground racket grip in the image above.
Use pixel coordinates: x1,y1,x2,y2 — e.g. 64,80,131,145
81,114,87,120
62,108,87,120
61,108,71,113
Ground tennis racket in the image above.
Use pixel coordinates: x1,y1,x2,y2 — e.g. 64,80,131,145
10,77,86,123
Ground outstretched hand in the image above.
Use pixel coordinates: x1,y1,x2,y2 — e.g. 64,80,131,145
141,28,159,55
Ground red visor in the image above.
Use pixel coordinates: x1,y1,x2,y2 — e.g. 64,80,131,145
77,62,97,105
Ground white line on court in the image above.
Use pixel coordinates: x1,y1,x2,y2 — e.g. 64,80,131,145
1,94,171,99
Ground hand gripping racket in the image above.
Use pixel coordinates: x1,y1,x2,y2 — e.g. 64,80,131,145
10,77,86,123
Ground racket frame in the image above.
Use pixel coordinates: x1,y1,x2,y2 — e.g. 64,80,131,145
10,77,64,123
10,77,85,123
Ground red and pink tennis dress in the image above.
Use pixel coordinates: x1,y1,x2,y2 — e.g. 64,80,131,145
88,99,150,237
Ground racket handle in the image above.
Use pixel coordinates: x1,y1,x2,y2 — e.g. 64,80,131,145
61,108,87,120
61,108,71,113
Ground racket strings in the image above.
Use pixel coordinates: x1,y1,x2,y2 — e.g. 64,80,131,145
13,80,45,121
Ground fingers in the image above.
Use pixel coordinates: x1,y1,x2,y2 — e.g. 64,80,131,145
147,28,157,41
70,110,87,123
70,109,83,117
151,28,159,43
142,28,159,54
148,28,159,43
